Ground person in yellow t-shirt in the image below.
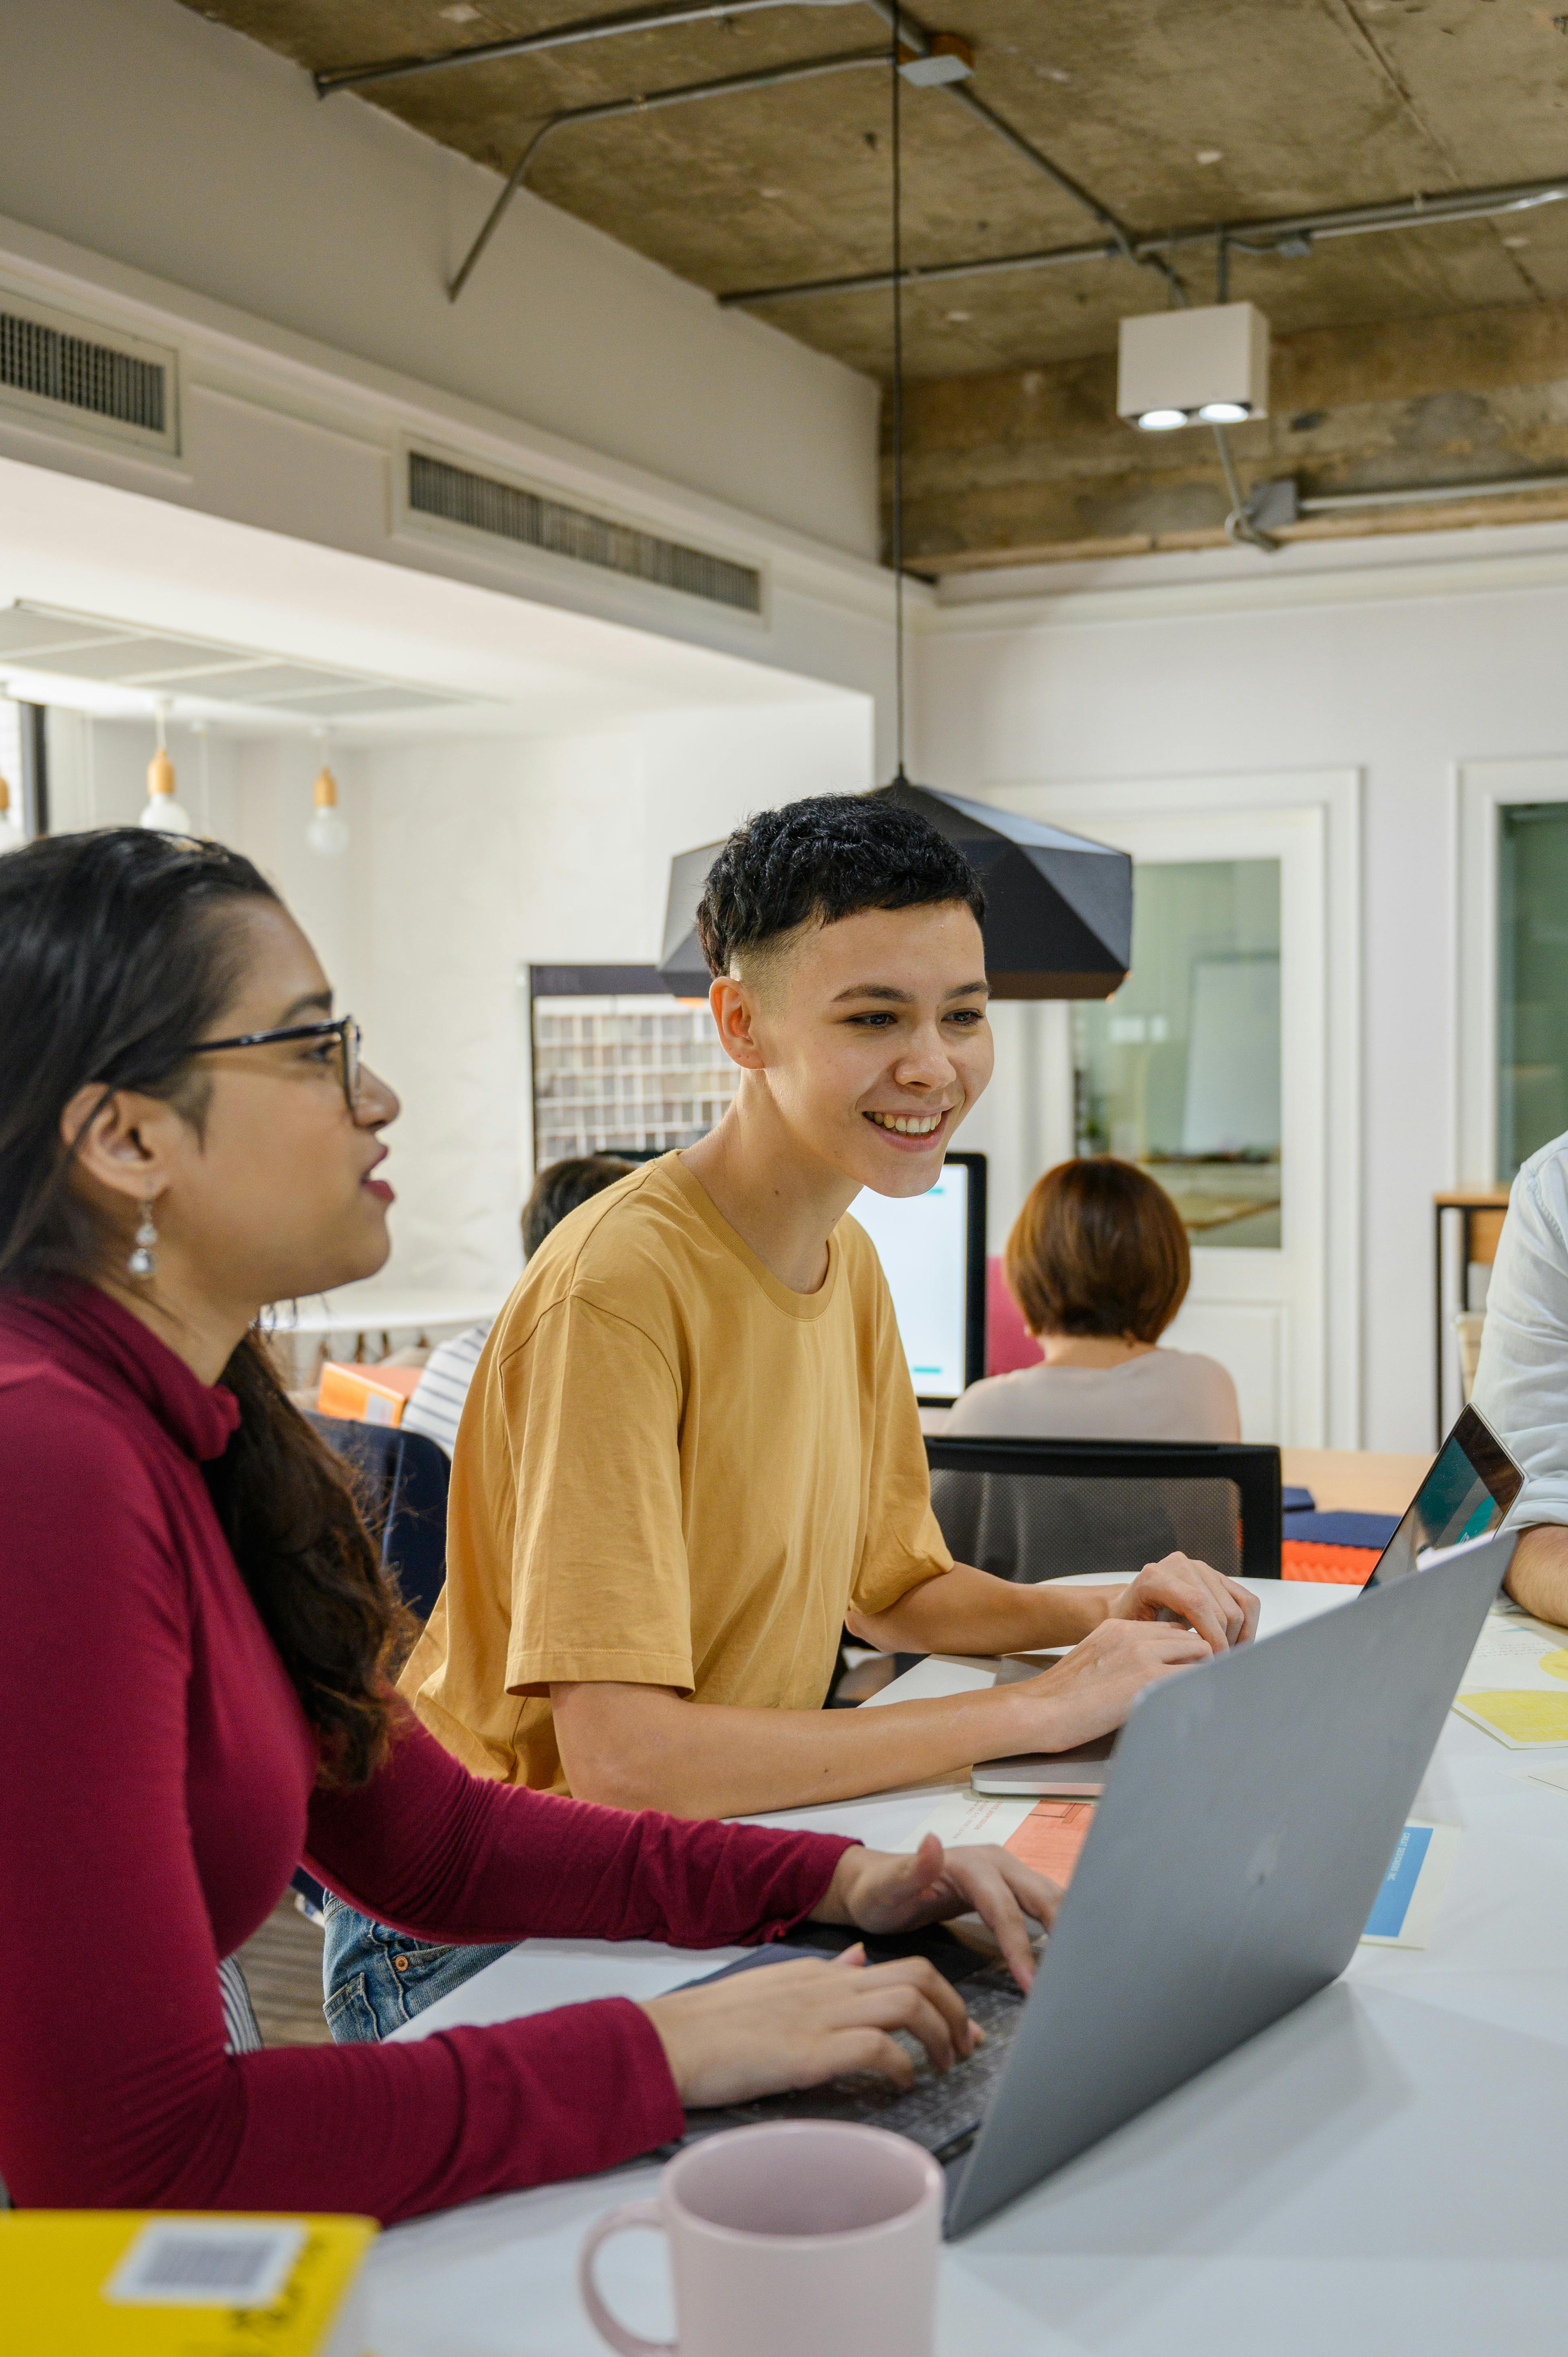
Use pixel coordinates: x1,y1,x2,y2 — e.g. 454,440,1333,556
323,794,1256,2040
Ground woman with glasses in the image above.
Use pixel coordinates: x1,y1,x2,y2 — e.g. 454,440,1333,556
0,828,1059,2223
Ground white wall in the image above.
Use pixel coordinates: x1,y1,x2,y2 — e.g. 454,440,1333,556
917,518,1568,1453
0,0,878,560
104,699,874,1301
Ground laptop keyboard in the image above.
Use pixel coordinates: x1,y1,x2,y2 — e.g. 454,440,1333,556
682,1965,1026,2164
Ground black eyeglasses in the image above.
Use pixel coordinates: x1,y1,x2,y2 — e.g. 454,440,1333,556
184,1016,363,1114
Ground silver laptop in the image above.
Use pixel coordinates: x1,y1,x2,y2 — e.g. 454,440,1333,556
972,1402,1522,1797
685,1532,1513,2236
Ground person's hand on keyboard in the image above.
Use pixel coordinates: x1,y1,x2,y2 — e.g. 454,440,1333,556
640,1946,981,2110
1105,1552,1259,1651
1009,1614,1210,1752
814,1833,1060,1992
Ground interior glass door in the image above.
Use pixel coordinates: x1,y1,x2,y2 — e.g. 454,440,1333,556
1072,859,1283,1249
1497,801,1568,1182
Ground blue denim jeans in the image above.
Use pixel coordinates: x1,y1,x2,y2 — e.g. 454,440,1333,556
321,1894,517,2042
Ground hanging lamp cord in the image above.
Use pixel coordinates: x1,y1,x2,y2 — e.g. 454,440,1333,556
889,12,906,785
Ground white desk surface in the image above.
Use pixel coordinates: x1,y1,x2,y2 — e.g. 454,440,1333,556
367,1580,1568,2356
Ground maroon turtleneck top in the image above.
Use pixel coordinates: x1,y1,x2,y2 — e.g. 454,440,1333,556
0,1286,852,2223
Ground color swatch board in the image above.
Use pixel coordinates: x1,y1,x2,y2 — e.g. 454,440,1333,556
1453,1609,1568,1748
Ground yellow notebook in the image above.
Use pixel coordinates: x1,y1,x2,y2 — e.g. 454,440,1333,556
0,2212,377,2355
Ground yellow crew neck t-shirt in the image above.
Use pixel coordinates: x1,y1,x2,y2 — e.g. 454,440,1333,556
399,1153,952,1793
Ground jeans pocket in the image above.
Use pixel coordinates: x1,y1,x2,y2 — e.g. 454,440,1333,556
323,1970,382,2045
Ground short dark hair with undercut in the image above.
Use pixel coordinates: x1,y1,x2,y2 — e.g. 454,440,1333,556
695,794,986,978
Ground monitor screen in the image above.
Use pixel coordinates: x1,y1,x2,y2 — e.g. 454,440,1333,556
1362,1403,1522,1589
848,1155,986,1405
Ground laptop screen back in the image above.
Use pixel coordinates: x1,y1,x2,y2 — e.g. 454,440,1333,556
1363,1403,1522,1588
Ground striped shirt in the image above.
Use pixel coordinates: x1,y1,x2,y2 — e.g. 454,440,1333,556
401,1321,494,1459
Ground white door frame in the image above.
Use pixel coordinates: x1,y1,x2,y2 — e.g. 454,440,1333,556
977,769,1362,1448
1455,757,1568,1187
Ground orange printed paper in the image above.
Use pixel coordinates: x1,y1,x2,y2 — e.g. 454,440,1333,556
1003,1800,1096,1887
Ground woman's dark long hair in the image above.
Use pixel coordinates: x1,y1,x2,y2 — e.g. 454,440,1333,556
0,828,409,1784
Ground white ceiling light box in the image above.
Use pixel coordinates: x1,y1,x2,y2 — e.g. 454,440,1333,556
1117,302,1270,432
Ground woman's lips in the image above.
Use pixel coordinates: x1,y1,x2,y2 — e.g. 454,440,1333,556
363,1176,395,1203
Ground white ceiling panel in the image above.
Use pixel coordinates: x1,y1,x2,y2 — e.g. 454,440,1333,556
0,601,476,723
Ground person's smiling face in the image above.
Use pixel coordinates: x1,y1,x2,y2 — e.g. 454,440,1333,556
737,899,993,1197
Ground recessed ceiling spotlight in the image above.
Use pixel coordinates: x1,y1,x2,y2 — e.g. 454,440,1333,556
1196,148,1223,165
1137,408,1190,432
1198,399,1251,423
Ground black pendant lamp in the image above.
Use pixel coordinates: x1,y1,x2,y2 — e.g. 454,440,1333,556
658,18,1132,1003
657,785,1132,1001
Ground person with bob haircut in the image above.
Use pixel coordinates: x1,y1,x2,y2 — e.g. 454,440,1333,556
353,796,1256,2037
0,827,1089,2223
948,1157,1240,1443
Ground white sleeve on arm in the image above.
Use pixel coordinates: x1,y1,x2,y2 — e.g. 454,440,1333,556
1472,1140,1568,1529
401,1320,492,1457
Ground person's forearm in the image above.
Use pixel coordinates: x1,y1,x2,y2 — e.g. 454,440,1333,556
555,1679,1072,1820
1504,1523,1568,1627
848,1561,1116,1658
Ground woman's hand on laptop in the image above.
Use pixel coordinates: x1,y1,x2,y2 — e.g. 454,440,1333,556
639,1945,982,2109
813,1833,1060,1991
1106,1552,1259,1652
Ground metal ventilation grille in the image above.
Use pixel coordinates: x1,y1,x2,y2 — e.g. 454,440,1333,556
0,308,166,435
408,450,762,615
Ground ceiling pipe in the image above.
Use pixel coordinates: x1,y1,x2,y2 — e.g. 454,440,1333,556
717,173,1568,306
855,0,1146,270
326,0,1170,306
447,46,888,301
1300,471,1568,513
314,0,860,96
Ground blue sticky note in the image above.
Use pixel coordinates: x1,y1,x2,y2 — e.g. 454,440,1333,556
1364,1824,1432,1939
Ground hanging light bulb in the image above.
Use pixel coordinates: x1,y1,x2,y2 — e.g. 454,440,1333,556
307,750,350,856
0,769,23,856
140,703,194,836
0,690,24,854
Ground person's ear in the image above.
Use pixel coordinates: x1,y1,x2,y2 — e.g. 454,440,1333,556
708,975,769,1073
61,1084,186,1208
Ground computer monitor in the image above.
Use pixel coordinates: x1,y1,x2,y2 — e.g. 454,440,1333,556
1362,1402,1522,1589
849,1153,987,1406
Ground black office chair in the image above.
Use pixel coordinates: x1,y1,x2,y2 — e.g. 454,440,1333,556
307,1413,451,1624
926,1434,1283,1584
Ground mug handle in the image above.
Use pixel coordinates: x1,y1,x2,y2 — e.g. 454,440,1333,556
579,2199,677,2357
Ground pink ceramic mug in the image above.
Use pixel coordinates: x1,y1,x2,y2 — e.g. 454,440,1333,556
579,2120,943,2357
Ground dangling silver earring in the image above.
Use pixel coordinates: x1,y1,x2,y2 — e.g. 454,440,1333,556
127,1198,159,1280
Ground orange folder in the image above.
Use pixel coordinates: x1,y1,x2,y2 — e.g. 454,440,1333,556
314,1361,423,1427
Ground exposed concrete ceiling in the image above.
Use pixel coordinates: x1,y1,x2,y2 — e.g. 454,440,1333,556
180,0,1568,566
